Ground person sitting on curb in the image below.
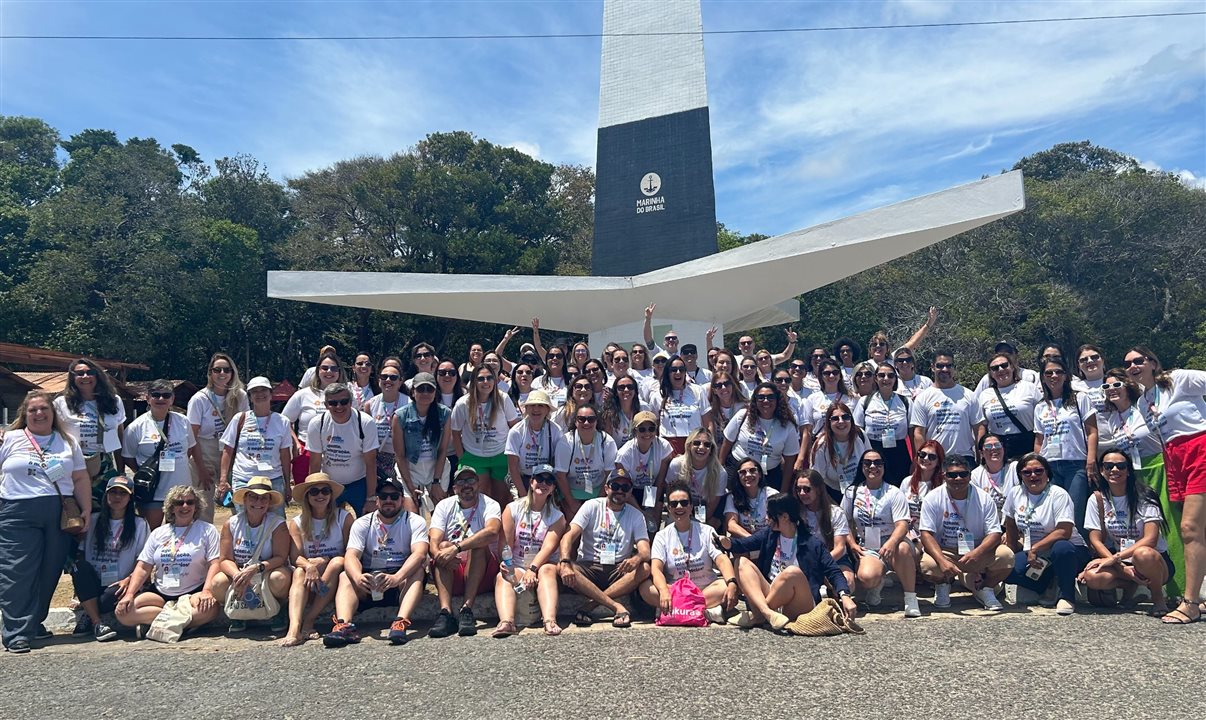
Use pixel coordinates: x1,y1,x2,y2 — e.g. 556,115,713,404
211,477,292,634
721,492,857,631
557,469,651,628
428,467,503,638
70,476,148,642
918,458,1014,611
323,477,429,647
281,473,355,646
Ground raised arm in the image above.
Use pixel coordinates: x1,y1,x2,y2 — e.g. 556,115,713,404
643,303,656,348
531,318,547,361
902,306,938,352
770,328,798,365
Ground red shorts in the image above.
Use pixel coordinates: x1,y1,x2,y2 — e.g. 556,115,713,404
450,551,500,596
1165,431,1206,502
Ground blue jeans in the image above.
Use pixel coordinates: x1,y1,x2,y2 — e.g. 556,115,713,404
1049,460,1089,540
0,496,71,647
341,478,367,514
1007,540,1091,602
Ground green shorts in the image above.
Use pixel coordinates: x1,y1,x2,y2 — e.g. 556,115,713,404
458,450,509,480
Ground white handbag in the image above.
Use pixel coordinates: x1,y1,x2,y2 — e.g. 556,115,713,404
222,523,281,621
146,594,194,643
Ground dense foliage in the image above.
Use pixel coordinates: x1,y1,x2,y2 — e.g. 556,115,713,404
1,118,1202,384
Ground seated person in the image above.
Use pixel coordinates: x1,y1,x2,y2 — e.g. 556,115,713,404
428,467,503,638
70,476,149,642
115,486,222,638
491,464,566,637
211,477,291,633
918,458,1013,611
647,480,739,624
281,473,355,646
557,470,651,628
323,477,429,647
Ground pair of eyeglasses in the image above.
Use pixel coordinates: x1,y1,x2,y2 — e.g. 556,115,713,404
586,367,602,374
691,440,714,449
861,459,884,467
821,370,840,378
795,485,814,494
855,371,873,379
946,471,971,479
307,486,333,497
1101,461,1128,471
414,351,434,359
738,468,761,477
532,475,556,486
379,374,400,382
210,367,232,375
917,451,939,461
476,376,495,383
378,492,403,501
636,424,656,433
576,416,597,424
934,362,954,370
610,483,632,493
712,381,732,389
73,369,98,378
1079,354,1101,363
989,362,1011,372
572,383,593,391
546,353,564,360
755,395,776,402
1020,468,1047,477
894,357,914,365
1123,357,1147,368
355,361,372,367
437,369,457,377
1102,381,1125,390
667,499,691,508
669,367,686,374
790,364,807,372
1043,369,1066,377
326,398,351,407
617,385,636,392
876,374,897,381
319,365,340,373
774,377,792,384
830,414,852,423
613,357,629,364
174,498,197,507
150,392,173,400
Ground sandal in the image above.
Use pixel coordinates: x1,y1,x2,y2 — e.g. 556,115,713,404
279,635,306,647
543,619,562,636
612,611,632,628
490,621,517,638
1148,603,1171,618
572,610,594,626
1161,602,1201,625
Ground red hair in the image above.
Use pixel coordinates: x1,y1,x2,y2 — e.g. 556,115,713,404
909,440,946,496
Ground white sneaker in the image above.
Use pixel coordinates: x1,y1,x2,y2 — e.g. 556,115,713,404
1056,599,1075,616
933,583,952,609
865,584,882,607
903,594,922,618
705,605,726,624
974,587,1004,611
726,610,758,628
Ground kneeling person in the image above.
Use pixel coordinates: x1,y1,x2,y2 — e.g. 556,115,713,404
429,467,503,638
324,478,429,647
558,470,651,628
918,458,1013,610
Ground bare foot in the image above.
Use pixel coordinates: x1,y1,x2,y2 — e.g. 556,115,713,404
301,626,319,640
279,634,306,647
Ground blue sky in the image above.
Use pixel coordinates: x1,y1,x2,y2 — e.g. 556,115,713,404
2,0,1203,237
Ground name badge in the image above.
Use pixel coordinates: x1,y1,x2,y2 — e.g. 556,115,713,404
99,564,120,586
863,526,881,548
642,487,657,509
159,452,177,472
1121,538,1136,551
599,542,619,565
44,457,69,484
160,568,181,590
256,457,275,472
694,505,707,523
1129,447,1142,471
583,470,595,495
882,426,897,449
957,529,974,555
1023,528,1033,551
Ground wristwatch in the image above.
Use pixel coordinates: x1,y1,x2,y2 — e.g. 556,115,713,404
529,565,539,573
725,578,737,586
837,589,852,599
559,559,572,565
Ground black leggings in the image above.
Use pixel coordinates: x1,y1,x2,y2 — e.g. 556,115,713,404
70,559,125,613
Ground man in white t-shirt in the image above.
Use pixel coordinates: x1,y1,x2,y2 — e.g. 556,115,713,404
428,467,502,638
917,457,1013,611
324,477,430,647
558,471,651,628
910,352,978,465
306,383,379,515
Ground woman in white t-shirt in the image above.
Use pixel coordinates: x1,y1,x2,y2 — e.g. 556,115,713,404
1034,358,1099,537
282,350,347,489
1072,344,1108,415
649,481,739,624
218,376,293,513
971,433,1018,520
531,345,569,409
806,359,854,437
736,356,762,397
810,402,868,502
614,411,673,530
854,362,911,482
491,465,567,637
850,362,877,400
702,371,746,436
724,459,772,538
720,382,800,494
186,352,248,522
367,360,412,497
505,390,566,496
903,441,946,538
1079,451,1174,616
54,357,126,492
115,485,222,636
451,365,520,505
281,473,354,646
666,428,726,527
349,352,376,411
1123,346,1206,625
1002,453,1089,616
555,404,619,520
842,449,920,617
0,390,90,653
796,469,856,591
211,478,292,634
70,476,148,642
975,352,1042,461
121,380,198,529
650,356,707,454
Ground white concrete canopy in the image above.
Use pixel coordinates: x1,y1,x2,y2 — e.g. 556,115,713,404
268,170,1025,338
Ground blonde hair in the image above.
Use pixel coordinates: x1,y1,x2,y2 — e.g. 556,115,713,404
9,390,75,447
206,352,247,421
467,365,503,427
299,488,339,543
678,427,722,500
164,485,208,525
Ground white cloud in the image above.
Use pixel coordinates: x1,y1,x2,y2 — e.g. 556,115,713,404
505,140,542,159
1176,169,1206,190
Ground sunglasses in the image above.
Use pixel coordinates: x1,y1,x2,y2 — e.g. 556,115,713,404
210,367,232,374
934,362,954,370
755,395,776,402
307,486,333,497
354,361,372,367
894,357,914,364
946,470,971,479
546,353,564,360
738,467,761,477
437,369,458,377
653,359,668,365
378,492,403,501
617,385,636,392
532,475,556,486
870,341,888,348
917,451,939,461
810,354,827,361
1079,354,1101,363
326,398,351,407
586,367,602,374
691,440,714,449
150,392,173,400
876,374,897,381
989,363,1011,372
573,383,593,391
774,377,791,384
667,499,691,508
981,443,1003,452
576,416,597,424
613,356,629,363
795,485,813,494
73,369,98,378
712,381,732,389
610,483,632,493
855,371,873,378
632,349,646,355
821,370,840,378
1101,461,1128,471
319,365,340,372
669,367,686,373
664,337,679,343
681,350,697,356
1020,468,1047,477
1102,381,1125,390
636,424,657,433
475,376,495,383
741,365,757,372
790,364,807,371
861,459,884,467
379,374,400,382
1123,357,1147,368
1043,369,1066,377
414,385,436,393
414,351,434,359
174,498,197,507
830,414,852,423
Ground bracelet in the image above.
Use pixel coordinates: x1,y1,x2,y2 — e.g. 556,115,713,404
559,559,572,565
725,578,737,586
454,542,463,552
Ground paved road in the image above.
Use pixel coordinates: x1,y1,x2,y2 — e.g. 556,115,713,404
2,607,1202,719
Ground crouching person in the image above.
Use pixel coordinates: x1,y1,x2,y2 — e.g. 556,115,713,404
323,477,429,647
210,477,292,634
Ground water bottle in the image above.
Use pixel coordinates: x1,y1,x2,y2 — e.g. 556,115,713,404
500,545,525,594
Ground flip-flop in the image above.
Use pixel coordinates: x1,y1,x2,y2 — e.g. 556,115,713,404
543,619,562,636
491,621,517,639
612,611,632,628
1161,604,1201,625
572,610,594,626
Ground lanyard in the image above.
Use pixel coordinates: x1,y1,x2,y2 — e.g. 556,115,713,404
475,401,491,438
861,483,886,518
676,524,694,567
166,523,194,563
456,505,477,538
637,441,658,479
573,433,598,471
521,499,542,554
22,429,53,468
773,534,796,566
1106,495,1132,538
947,495,968,529
375,512,391,549
600,504,623,541
1021,487,1050,527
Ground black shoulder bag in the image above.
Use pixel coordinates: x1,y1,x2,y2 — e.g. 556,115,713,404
132,413,171,503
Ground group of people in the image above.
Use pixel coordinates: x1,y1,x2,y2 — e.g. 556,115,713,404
2,306,1205,653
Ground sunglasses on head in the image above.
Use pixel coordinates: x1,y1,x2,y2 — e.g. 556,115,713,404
307,486,333,496
326,398,351,407
667,499,691,508
73,369,98,378
150,392,173,400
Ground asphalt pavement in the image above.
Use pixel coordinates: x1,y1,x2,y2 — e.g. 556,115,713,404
2,605,1202,719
